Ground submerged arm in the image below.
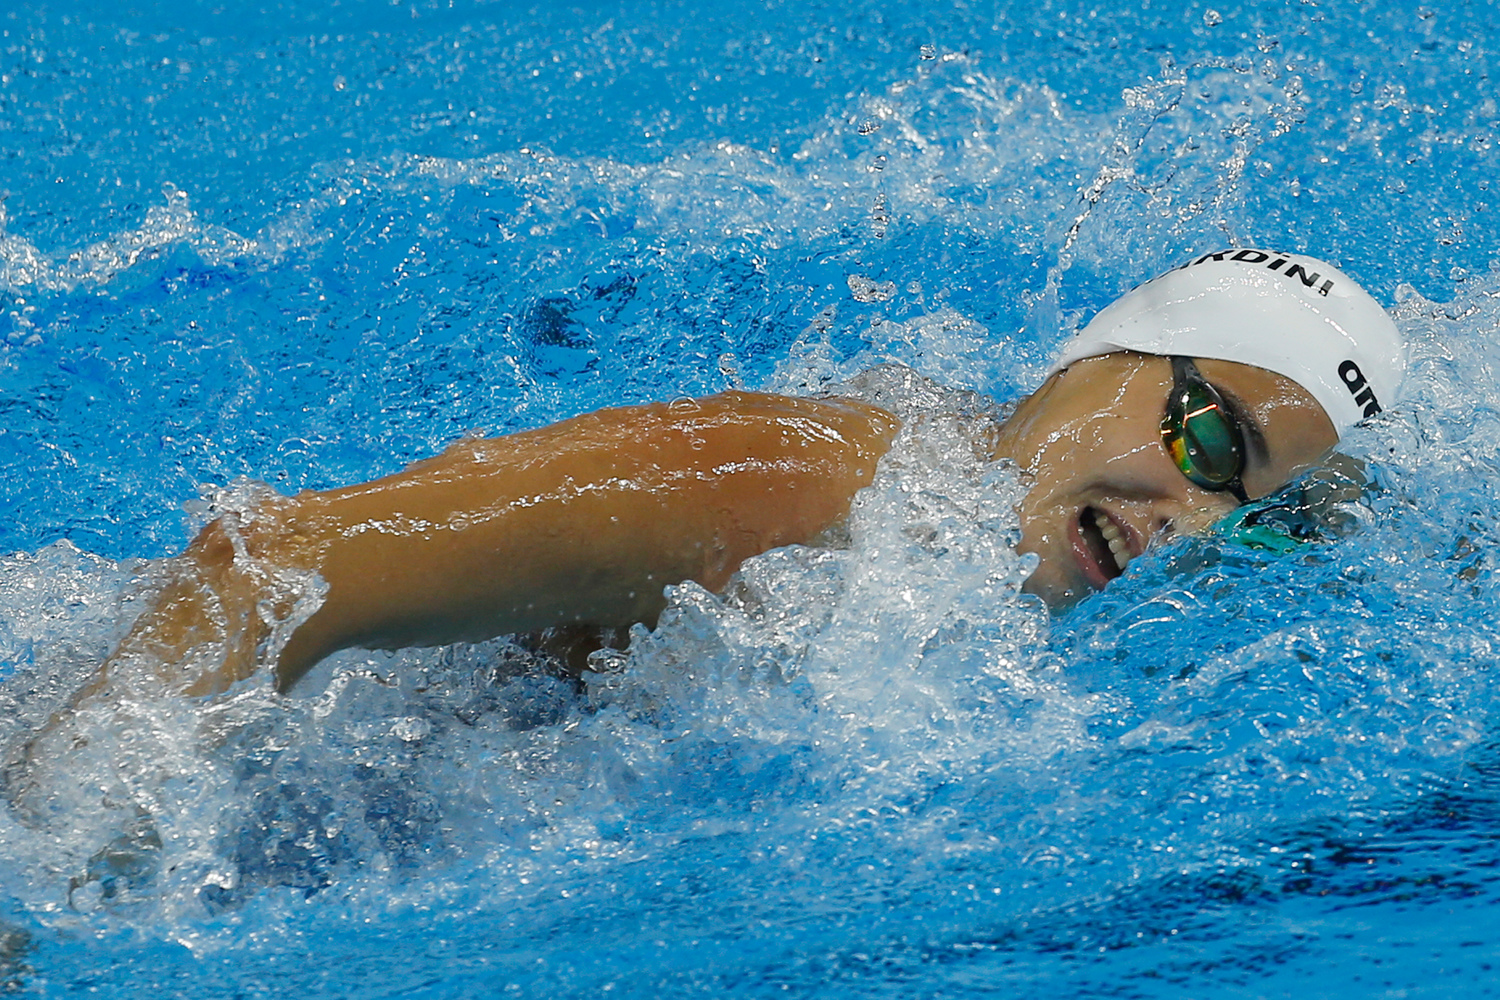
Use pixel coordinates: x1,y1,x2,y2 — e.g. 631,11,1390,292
106,390,900,696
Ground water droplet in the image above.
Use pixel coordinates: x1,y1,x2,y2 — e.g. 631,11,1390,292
718,352,743,388
919,44,936,60
391,717,430,742
1203,9,1223,27
847,275,897,303
1373,82,1407,111
856,118,882,136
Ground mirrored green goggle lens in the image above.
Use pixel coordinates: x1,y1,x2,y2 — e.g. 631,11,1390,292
1161,382,1244,489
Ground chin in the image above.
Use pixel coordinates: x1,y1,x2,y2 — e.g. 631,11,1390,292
1019,570,1091,612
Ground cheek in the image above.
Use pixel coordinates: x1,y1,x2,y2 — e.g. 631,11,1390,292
1286,423,1339,469
1026,414,1114,477
1010,476,1070,574
1248,407,1339,496
1044,414,1171,491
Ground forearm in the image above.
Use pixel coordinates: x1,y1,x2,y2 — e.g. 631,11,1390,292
112,391,900,695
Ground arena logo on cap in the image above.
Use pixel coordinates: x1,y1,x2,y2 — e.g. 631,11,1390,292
1339,360,1383,418
1185,249,1337,297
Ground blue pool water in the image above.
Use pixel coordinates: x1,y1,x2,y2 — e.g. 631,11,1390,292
2,1,1499,996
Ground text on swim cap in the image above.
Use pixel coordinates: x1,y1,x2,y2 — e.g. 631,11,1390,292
1189,249,1336,297
1339,360,1383,418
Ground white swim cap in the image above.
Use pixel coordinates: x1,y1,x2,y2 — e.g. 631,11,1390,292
1050,249,1406,437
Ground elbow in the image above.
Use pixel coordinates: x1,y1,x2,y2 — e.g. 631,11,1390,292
185,493,310,572
180,495,332,691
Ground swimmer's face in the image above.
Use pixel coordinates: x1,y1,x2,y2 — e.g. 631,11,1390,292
994,352,1338,608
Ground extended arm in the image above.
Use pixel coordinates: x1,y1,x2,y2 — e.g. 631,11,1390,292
105,390,900,696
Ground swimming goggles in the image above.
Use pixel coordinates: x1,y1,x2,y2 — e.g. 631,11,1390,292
1159,355,1250,505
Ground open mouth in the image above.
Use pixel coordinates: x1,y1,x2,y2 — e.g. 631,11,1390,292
1075,506,1135,587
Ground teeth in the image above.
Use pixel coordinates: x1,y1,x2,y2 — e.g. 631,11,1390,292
1094,511,1132,571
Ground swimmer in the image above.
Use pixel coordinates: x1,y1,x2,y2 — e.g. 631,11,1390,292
72,249,1407,701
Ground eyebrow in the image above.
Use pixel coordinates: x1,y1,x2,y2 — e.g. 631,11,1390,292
1211,381,1271,470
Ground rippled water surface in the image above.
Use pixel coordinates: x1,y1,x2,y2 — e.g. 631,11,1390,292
2,1,1499,996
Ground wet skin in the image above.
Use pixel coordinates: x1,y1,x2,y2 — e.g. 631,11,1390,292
76,352,1336,702
992,351,1339,608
